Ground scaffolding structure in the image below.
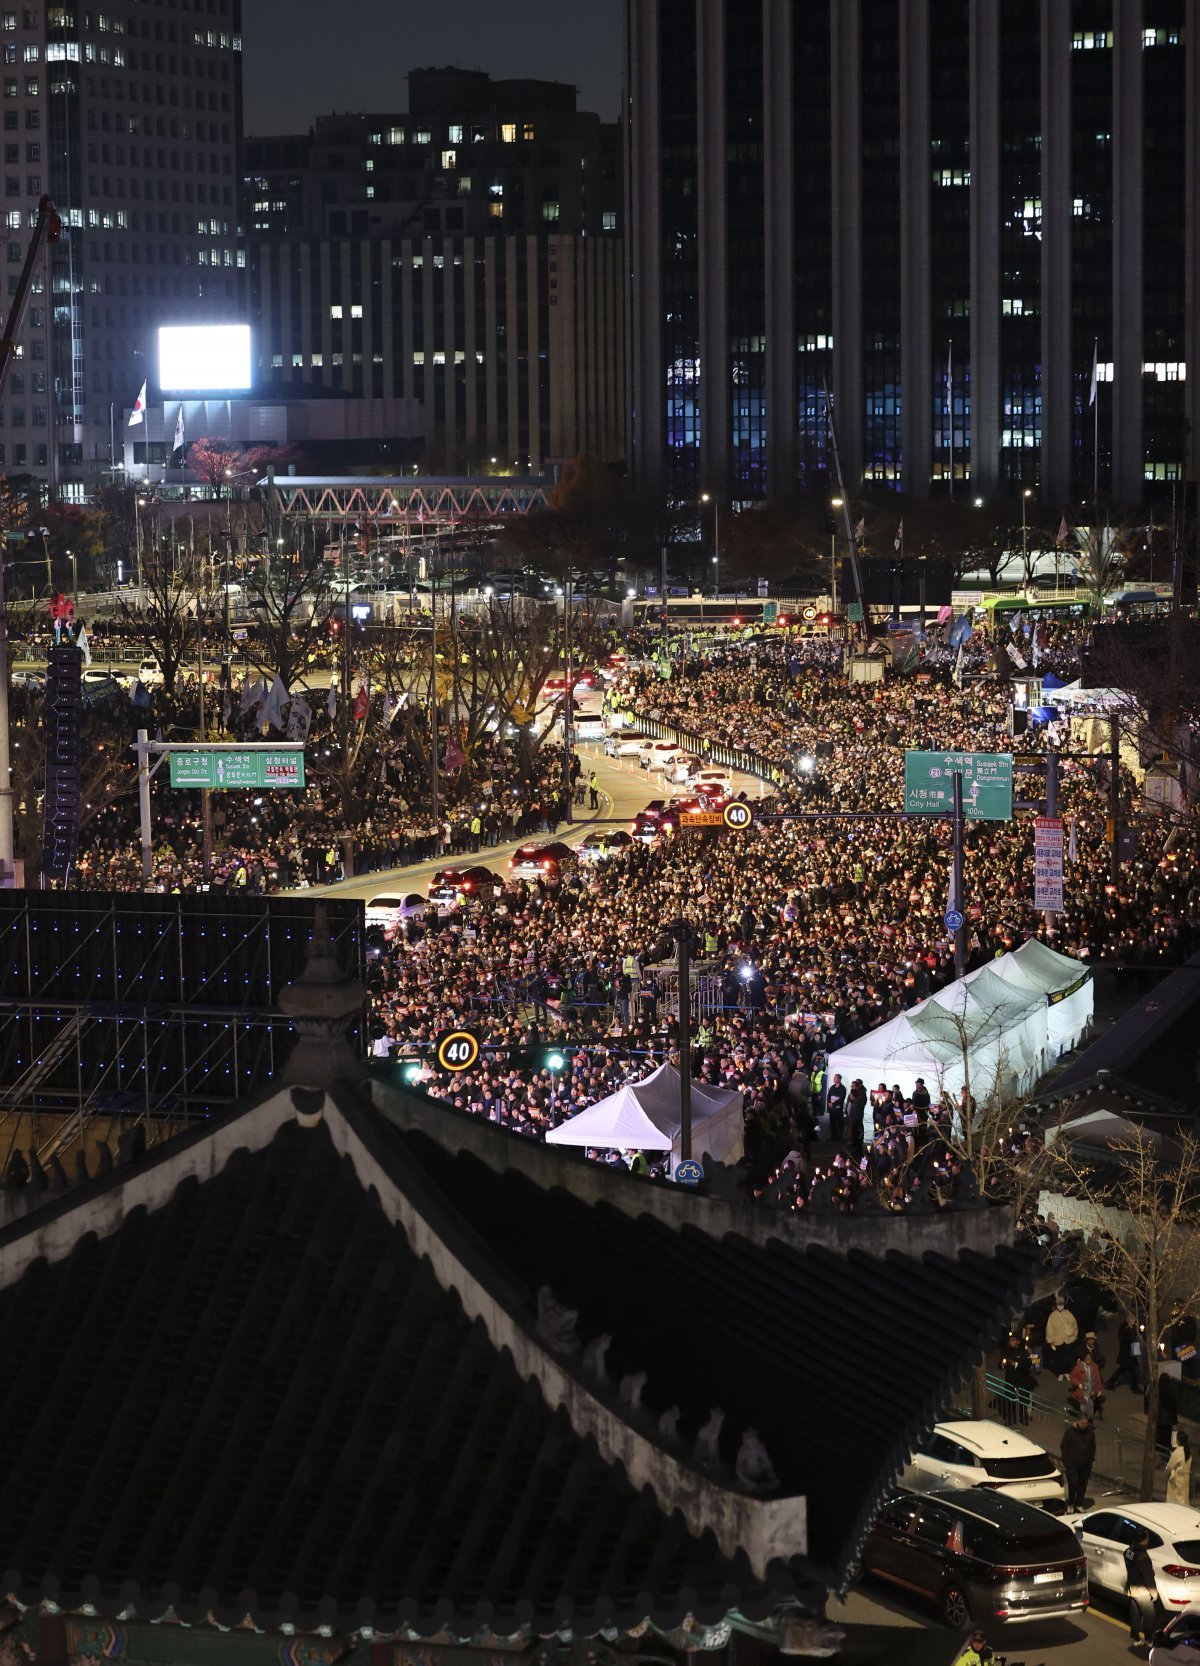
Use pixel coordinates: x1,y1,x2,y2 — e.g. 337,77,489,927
263,474,551,538
0,894,364,1165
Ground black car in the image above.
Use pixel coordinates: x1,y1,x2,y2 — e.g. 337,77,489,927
862,1487,1088,1628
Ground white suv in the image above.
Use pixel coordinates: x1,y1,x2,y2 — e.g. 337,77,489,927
902,1420,1065,1508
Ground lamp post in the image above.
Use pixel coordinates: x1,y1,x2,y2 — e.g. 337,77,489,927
1021,488,1032,588
830,496,843,611
701,492,720,597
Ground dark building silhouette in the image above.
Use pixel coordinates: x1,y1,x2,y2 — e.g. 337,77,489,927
624,0,1197,510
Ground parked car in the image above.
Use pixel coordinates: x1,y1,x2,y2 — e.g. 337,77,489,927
638,740,687,773
1151,1606,1200,1663
862,1487,1088,1627
630,799,687,844
9,668,45,691
605,732,645,757
902,1420,1065,1509
509,841,575,881
688,768,735,799
1067,1502,1200,1616
137,657,165,688
576,830,633,865
365,892,427,929
427,865,506,906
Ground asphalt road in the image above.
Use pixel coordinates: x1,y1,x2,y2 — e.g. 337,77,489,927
304,741,770,902
832,1580,1147,1664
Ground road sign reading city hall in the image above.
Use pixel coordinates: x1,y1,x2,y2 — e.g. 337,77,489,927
903,750,1013,822
168,749,307,791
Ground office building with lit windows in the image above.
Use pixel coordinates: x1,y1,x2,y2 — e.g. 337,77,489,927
244,71,625,474
624,0,1200,510
0,0,243,496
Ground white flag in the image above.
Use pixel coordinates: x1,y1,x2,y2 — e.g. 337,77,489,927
286,693,312,742
953,642,965,687
853,517,865,540
127,380,147,427
76,621,91,666
263,674,289,732
1056,514,1070,547
1088,339,1098,408
239,676,265,715
894,519,904,553
173,404,185,454
326,684,337,720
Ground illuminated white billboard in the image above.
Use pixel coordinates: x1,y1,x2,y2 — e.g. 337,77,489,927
158,324,252,392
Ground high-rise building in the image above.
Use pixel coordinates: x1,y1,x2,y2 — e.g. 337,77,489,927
0,0,243,497
625,0,1199,511
244,71,625,475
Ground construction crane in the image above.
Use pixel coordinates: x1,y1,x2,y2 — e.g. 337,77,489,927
0,194,62,887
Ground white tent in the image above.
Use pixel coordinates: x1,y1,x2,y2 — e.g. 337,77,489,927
544,1063,744,1171
825,941,1092,1106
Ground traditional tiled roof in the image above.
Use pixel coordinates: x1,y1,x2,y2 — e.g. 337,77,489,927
0,1065,1032,1642
0,1100,820,1639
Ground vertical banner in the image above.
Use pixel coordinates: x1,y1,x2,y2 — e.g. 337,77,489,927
1034,815,1065,912
41,644,84,881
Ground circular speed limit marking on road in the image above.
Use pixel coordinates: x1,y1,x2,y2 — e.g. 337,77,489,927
722,801,753,831
436,1030,480,1072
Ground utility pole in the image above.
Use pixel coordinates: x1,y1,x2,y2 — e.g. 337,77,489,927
952,771,967,980
197,604,212,880
673,921,693,1161
429,559,440,848
562,566,574,825
1109,714,1121,885
1043,746,1059,937
0,545,17,887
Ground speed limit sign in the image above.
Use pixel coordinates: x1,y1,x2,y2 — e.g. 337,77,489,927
722,801,753,831
436,1030,480,1072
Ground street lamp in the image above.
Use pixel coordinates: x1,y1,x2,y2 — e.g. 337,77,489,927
1021,488,1033,587
830,497,843,610
701,492,720,597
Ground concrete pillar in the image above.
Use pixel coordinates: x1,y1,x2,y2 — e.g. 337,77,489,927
1040,0,1073,506
623,0,665,495
899,0,932,495
1187,0,1200,480
969,0,1001,498
763,0,795,499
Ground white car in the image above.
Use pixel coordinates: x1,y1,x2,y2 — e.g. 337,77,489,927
1151,1606,1200,1663
605,733,644,758
638,740,687,773
667,754,704,784
903,1420,1065,1508
137,657,164,688
689,768,735,798
365,892,426,929
1068,1503,1200,1616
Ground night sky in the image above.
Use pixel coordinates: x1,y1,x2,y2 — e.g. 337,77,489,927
242,0,623,135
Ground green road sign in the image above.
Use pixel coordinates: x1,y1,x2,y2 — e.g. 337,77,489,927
904,749,1013,821
168,748,306,790
847,602,864,623
762,600,778,625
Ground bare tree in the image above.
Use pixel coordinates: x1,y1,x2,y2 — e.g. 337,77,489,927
1047,1127,1200,1499
114,548,198,694
243,546,334,691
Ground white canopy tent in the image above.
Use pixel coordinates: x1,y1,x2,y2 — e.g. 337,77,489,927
825,941,1092,1106
544,1063,744,1171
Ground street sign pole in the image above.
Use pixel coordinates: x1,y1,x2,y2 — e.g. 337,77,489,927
673,920,692,1161
137,727,154,883
953,771,966,980
1044,747,1059,934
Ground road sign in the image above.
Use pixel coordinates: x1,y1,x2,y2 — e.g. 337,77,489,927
674,1158,704,1187
168,748,306,790
904,750,1013,821
680,811,725,828
436,1030,479,1072
722,800,753,830
847,602,864,623
944,908,964,934
1034,815,1064,911
762,600,778,625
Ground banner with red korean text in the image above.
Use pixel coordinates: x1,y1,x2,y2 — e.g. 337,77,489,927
1034,815,1064,912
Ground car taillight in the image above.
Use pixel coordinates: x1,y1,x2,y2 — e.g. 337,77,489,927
1163,1565,1200,1578
543,860,552,869
463,881,473,891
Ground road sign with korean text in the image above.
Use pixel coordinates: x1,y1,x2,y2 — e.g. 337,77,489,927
904,750,1013,821
168,749,306,790
1034,815,1064,912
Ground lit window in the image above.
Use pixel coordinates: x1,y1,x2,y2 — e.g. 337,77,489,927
386,126,404,145
330,304,342,318
432,350,445,365
489,202,502,219
602,210,616,230
448,123,463,143
412,350,424,365
500,123,516,143
350,303,362,318
414,127,431,144
542,200,559,222
523,122,534,141
440,147,455,169
311,352,323,367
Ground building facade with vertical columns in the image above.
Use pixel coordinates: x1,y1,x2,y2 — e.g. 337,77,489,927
624,0,1197,511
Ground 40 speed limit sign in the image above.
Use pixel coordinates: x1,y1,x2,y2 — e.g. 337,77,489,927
436,1030,480,1072
722,800,753,830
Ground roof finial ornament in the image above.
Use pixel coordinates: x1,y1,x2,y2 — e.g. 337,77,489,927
278,904,367,1109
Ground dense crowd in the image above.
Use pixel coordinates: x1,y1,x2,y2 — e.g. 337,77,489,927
358,625,1200,1209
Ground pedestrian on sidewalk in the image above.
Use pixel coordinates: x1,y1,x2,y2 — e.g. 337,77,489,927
1108,1309,1144,1392
588,770,599,809
1125,1528,1165,1647
1167,1433,1193,1505
1060,1414,1095,1510
1045,1293,1079,1378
